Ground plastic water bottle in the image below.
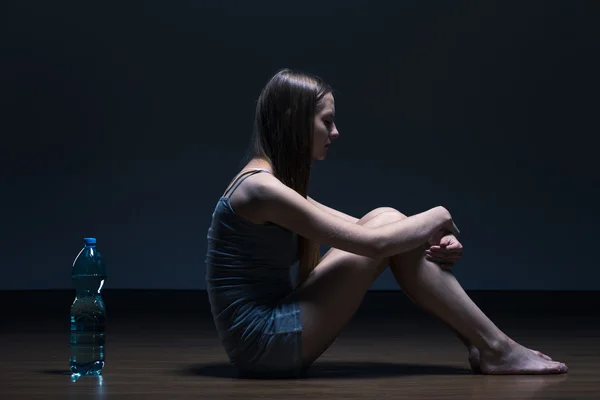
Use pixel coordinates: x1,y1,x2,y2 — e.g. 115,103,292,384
69,237,107,376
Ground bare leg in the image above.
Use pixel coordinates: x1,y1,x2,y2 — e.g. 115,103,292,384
389,235,567,374
402,293,552,373
374,210,552,372
296,208,566,374
296,208,393,366
350,209,550,372
399,283,483,372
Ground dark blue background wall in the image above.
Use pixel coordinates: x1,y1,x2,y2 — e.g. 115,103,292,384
1,1,598,290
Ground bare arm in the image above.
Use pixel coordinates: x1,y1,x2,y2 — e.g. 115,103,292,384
251,177,454,259
307,196,359,224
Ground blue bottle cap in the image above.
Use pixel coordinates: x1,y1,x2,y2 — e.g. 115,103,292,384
84,237,97,245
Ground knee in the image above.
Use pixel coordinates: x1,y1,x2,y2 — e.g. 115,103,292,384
372,207,407,220
359,207,408,228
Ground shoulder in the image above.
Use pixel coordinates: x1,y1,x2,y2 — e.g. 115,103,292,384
228,171,293,224
230,171,310,224
245,173,304,217
228,171,281,199
247,173,293,201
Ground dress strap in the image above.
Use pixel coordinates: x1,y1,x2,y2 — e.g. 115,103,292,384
222,168,273,198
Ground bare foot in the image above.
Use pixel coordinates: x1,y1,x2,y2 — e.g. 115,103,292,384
468,346,553,374
479,342,568,375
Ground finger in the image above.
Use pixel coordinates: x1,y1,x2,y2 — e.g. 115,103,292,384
431,253,462,261
446,244,463,252
429,245,462,253
426,250,462,258
425,249,462,257
430,245,447,252
428,254,462,262
436,241,463,250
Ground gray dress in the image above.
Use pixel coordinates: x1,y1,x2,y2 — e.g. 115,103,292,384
205,169,304,378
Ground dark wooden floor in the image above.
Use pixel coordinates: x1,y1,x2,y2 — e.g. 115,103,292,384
1,290,599,399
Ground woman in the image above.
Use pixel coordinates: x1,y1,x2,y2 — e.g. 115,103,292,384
205,69,568,378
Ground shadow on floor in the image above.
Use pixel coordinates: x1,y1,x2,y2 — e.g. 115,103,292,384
182,361,472,380
39,370,71,375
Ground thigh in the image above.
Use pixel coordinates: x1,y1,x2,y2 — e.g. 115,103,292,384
295,207,407,366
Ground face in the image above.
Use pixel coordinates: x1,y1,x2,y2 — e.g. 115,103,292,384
312,92,340,160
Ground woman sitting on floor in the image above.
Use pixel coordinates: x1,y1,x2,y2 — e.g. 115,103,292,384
205,68,568,378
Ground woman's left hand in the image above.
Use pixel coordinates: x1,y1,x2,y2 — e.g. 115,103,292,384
425,234,463,270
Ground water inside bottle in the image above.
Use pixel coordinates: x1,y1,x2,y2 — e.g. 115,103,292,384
70,275,106,376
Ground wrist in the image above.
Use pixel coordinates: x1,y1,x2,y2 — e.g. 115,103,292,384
432,206,459,237
434,206,451,228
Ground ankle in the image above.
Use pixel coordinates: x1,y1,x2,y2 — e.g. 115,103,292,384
480,337,512,358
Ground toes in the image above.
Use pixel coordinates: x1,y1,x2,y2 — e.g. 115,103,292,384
559,363,568,373
548,361,568,374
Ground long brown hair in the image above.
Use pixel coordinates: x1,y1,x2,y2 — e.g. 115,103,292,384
244,68,332,285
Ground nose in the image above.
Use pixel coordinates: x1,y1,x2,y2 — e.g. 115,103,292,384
330,126,340,139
